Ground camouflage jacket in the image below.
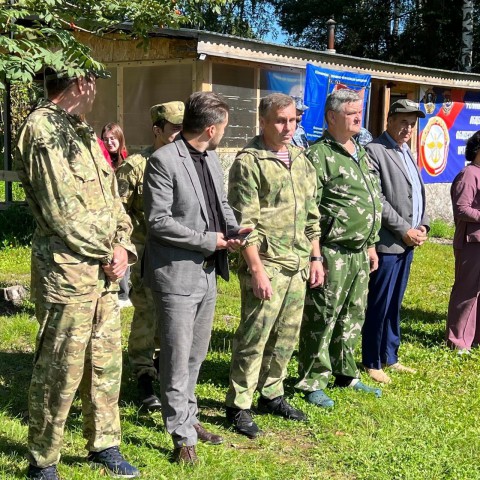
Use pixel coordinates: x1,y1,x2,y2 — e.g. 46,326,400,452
307,132,382,251
228,135,320,274
116,145,155,246
15,99,137,303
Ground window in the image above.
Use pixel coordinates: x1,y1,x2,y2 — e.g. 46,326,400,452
212,64,256,148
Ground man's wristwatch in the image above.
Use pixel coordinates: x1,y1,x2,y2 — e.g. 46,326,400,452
310,256,323,262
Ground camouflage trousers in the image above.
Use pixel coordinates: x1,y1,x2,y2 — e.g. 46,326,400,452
296,245,369,392
128,242,160,379
28,292,122,468
226,267,307,410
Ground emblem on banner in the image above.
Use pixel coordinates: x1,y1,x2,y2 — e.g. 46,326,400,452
422,88,436,115
442,90,453,115
419,117,450,176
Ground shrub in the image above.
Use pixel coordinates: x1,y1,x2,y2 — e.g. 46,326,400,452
0,204,35,248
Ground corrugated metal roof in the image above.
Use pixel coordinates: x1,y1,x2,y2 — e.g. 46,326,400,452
149,27,480,88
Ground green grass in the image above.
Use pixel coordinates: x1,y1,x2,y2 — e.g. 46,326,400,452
429,219,455,240
0,241,477,479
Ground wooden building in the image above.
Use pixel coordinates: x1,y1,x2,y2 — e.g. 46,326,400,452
4,27,480,218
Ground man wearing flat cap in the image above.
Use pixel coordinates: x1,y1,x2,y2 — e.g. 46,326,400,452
116,101,184,410
291,96,309,149
362,99,429,384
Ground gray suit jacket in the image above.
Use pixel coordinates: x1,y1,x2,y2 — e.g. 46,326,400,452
143,137,238,294
365,132,429,254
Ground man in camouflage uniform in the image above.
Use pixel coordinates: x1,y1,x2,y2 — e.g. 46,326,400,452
225,93,323,438
116,101,184,410
295,89,383,409
15,68,139,479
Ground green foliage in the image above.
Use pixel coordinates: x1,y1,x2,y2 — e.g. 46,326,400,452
0,83,43,171
0,204,36,248
192,1,277,39
0,182,26,202
0,0,229,90
429,219,455,240
270,0,480,72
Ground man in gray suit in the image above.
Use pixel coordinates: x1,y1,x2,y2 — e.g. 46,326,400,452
362,99,429,384
143,92,245,464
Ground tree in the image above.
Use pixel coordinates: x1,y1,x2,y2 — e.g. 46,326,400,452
269,0,480,72
269,0,412,61
0,0,228,91
460,0,474,71
191,0,277,40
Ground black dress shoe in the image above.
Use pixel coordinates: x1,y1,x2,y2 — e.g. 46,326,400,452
173,445,198,465
193,422,223,445
226,406,262,439
137,373,161,411
257,395,307,421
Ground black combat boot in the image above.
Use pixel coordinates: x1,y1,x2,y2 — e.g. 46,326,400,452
137,373,161,411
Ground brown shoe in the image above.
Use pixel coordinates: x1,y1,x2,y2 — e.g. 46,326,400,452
193,423,224,445
365,367,391,384
384,362,417,374
173,445,198,465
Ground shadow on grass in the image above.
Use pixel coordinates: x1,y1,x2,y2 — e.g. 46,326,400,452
0,299,34,317
196,397,229,427
119,354,138,406
199,356,230,388
0,434,29,477
208,327,235,355
401,307,445,347
0,351,34,416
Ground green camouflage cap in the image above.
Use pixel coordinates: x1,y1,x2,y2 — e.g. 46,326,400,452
150,101,185,125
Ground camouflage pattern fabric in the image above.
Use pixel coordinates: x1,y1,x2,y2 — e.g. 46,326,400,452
28,294,122,467
226,136,320,409
226,268,308,409
307,132,382,250
228,135,320,274
128,241,159,378
296,245,369,391
295,132,382,392
116,146,154,246
116,147,159,378
15,98,136,467
15,99,136,305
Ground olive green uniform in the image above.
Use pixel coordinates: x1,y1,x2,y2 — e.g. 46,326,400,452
226,136,320,410
296,133,382,392
116,146,159,379
15,99,136,468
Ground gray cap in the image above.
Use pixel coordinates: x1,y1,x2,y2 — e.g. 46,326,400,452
291,96,308,112
388,99,425,118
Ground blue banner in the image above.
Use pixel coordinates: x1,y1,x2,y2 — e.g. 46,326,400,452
264,71,303,97
419,88,480,183
302,64,371,142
